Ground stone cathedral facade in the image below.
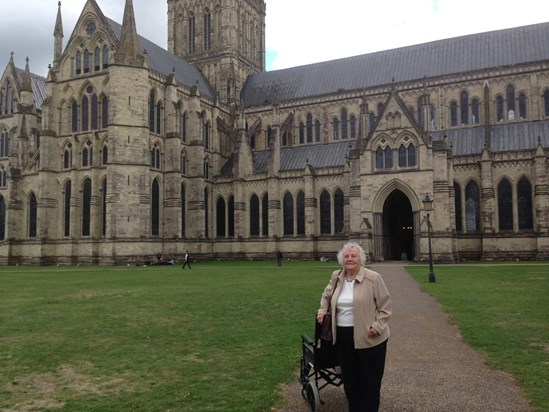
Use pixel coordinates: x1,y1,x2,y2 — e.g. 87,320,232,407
0,0,548,265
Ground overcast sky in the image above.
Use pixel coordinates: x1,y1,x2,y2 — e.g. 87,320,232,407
0,0,547,78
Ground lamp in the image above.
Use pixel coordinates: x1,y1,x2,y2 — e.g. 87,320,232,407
423,193,436,283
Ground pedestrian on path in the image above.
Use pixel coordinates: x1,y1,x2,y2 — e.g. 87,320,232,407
276,250,283,267
182,251,192,269
317,242,392,412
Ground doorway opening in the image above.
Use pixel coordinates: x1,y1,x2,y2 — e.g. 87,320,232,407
382,189,414,260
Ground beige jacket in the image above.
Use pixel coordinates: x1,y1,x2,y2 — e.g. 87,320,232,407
317,267,391,349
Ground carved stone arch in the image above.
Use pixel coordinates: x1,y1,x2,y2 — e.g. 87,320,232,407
395,131,419,147
370,133,393,150
372,179,421,214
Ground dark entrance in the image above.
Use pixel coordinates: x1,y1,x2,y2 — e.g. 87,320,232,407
382,190,414,261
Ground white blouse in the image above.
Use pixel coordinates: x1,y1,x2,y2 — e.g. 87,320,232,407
336,278,354,327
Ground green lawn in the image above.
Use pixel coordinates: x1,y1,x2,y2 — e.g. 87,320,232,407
1,262,547,411
406,263,549,412
0,261,334,411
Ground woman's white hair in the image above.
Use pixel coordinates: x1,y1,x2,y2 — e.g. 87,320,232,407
337,242,367,266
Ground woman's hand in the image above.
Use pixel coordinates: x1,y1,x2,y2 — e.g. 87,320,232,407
317,314,324,324
369,327,379,337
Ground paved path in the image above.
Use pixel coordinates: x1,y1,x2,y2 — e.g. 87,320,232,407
275,263,534,412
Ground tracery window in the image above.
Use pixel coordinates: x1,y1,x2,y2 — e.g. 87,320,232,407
151,179,160,236
82,178,92,236
217,197,226,237
517,177,533,230
454,182,463,232
0,130,9,157
497,178,513,231
375,146,393,169
398,143,416,167
320,190,331,234
250,194,259,236
465,181,480,231
28,193,37,238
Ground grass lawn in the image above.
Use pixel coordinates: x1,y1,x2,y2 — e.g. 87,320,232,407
1,261,547,411
0,261,335,411
406,263,549,412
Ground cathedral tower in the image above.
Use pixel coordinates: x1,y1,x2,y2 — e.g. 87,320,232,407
167,0,266,105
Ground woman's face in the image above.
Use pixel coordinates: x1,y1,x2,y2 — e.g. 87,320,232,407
342,247,361,274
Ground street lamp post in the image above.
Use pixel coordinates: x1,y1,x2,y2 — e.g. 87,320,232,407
423,194,436,283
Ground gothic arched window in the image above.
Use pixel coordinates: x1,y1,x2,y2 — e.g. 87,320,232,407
454,182,463,232
496,95,504,122
450,101,458,127
341,109,348,139
83,49,91,73
228,195,235,237
306,114,313,143
519,92,527,119
151,179,160,236
188,14,196,53
82,140,93,167
101,95,108,129
0,195,5,240
76,51,82,75
299,122,305,144
181,152,187,175
64,143,72,169
544,90,549,117
460,91,469,125
81,95,89,132
102,46,109,69
315,120,321,142
350,115,357,139
506,84,516,117
204,188,209,238
262,193,269,236
250,194,259,236
94,47,101,71
0,130,9,157
517,177,533,230
296,191,305,235
334,189,344,234
181,184,186,238
149,90,155,132
82,178,92,236
472,98,480,125
101,179,107,236
204,11,212,51
497,178,513,231
101,145,108,165
216,197,226,237
71,101,78,132
320,190,331,234
64,180,71,237
150,145,161,169
28,193,37,238
465,181,481,231
333,118,339,141
283,192,294,235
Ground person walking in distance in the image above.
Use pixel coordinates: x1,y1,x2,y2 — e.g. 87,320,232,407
182,251,192,269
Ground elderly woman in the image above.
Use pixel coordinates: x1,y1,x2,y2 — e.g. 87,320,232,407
317,242,392,412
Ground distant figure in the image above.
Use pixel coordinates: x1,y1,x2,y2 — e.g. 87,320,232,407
182,251,192,269
276,250,283,267
320,256,328,263
156,252,162,261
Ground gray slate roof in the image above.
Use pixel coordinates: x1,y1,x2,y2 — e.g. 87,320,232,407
15,68,47,109
107,18,216,99
433,120,549,156
242,22,549,107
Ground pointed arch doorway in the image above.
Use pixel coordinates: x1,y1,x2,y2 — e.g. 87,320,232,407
382,189,414,261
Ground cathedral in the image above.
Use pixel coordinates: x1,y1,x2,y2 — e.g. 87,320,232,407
0,0,548,265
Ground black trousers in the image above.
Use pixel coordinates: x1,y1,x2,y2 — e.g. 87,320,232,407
337,326,387,412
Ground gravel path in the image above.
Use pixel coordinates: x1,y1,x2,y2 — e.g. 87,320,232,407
274,263,534,412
